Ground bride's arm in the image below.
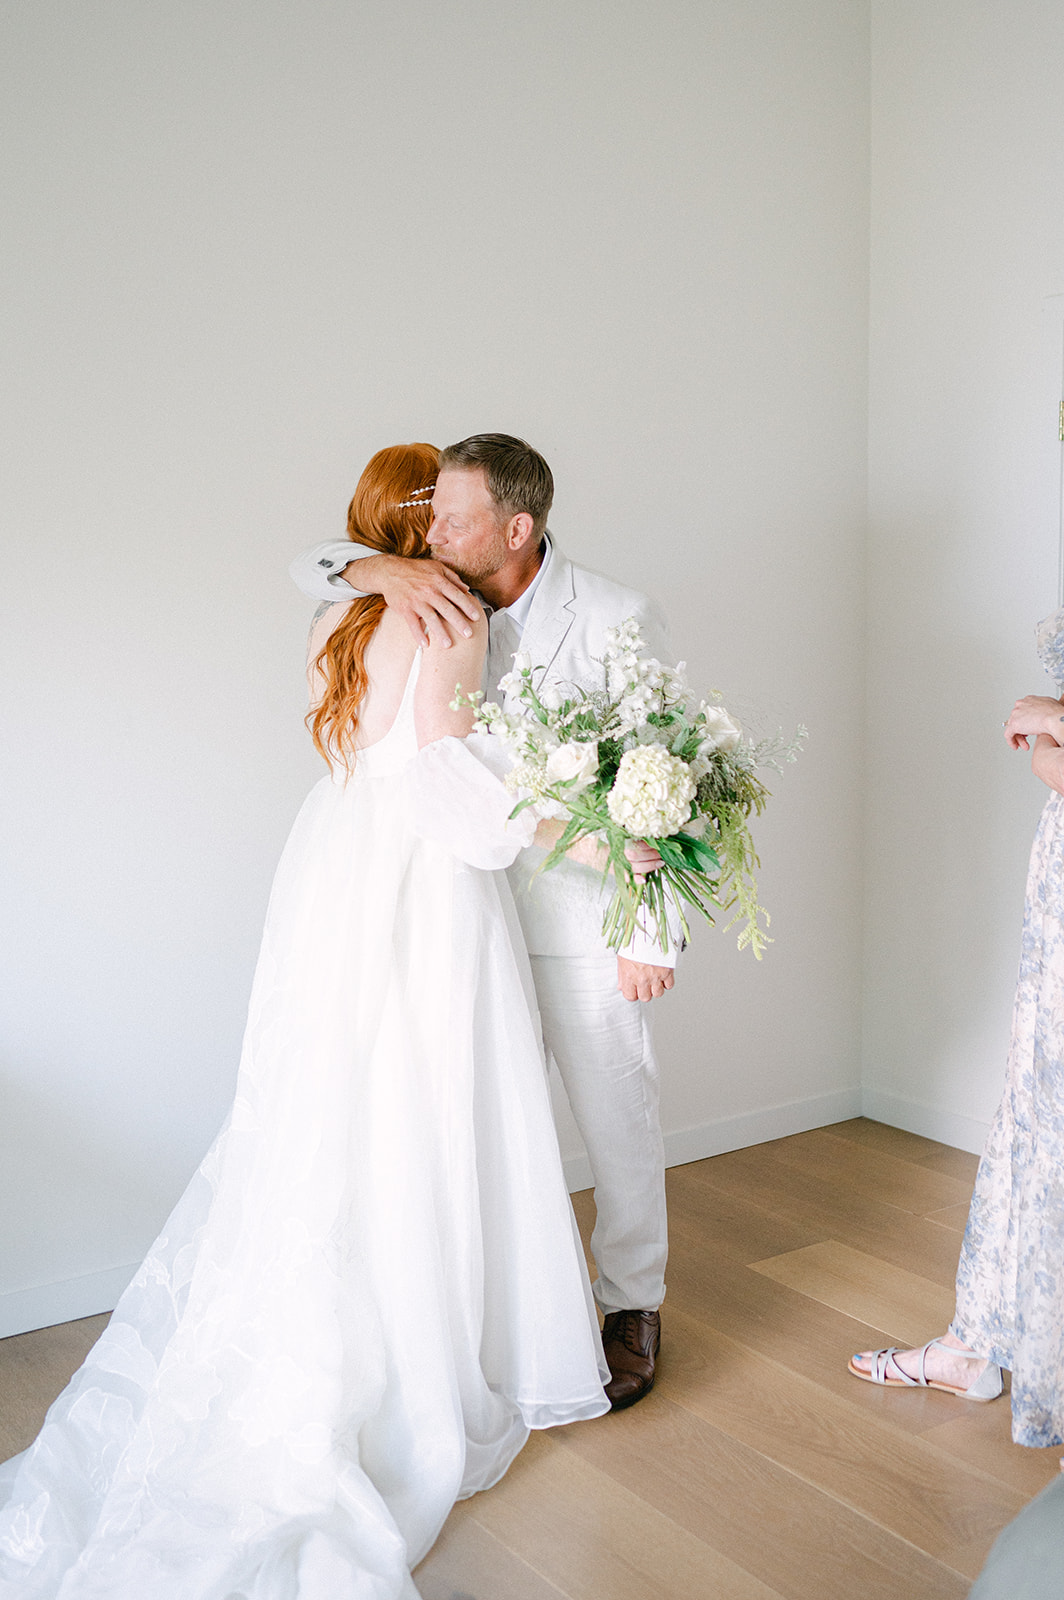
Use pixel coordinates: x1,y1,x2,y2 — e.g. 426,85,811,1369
304,599,353,707
532,818,661,880
414,607,489,747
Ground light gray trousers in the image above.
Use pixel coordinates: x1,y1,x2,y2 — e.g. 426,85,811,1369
530,954,668,1315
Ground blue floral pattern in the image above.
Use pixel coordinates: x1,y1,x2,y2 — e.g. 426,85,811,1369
1036,606,1064,685
953,611,1064,1446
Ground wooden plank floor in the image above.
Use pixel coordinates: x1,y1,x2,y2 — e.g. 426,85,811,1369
2,1119,1059,1597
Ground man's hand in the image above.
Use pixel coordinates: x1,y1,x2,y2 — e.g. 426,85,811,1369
624,840,663,883
349,554,482,648
617,956,674,1003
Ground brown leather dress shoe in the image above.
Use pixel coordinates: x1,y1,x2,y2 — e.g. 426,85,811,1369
601,1309,661,1411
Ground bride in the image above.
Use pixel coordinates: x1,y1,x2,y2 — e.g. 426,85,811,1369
0,442,609,1599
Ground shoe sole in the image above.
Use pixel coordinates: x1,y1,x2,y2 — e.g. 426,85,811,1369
607,1377,655,1412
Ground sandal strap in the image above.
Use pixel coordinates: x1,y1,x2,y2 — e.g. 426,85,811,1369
871,1346,920,1386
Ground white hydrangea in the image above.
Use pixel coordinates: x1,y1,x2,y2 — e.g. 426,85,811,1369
606,746,696,838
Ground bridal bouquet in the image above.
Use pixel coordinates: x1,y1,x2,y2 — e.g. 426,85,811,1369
455,618,803,958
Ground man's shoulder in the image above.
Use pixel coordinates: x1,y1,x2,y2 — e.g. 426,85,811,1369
550,543,661,622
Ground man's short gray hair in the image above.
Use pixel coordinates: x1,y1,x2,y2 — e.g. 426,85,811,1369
439,434,554,539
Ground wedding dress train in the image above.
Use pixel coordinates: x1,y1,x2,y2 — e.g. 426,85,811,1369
0,660,608,1598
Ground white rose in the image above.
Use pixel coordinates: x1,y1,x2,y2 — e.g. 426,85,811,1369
545,740,599,789
700,703,742,753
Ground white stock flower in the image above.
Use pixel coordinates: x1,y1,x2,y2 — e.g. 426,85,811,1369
545,740,599,790
617,684,657,731
700,703,742,753
606,746,696,838
497,650,533,698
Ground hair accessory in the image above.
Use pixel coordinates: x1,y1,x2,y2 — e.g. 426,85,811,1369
396,484,436,507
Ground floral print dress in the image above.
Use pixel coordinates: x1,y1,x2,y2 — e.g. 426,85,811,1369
953,609,1064,1446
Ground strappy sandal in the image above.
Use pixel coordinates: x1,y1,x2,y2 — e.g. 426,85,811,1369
847,1337,1003,1400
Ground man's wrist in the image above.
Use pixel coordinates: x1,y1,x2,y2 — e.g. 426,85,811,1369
345,552,388,596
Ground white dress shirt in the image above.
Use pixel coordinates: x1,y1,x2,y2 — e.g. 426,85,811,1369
485,538,553,696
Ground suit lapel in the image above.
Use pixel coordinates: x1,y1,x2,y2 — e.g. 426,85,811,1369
520,536,577,681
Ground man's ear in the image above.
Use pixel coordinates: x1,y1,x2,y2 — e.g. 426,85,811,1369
507,512,536,551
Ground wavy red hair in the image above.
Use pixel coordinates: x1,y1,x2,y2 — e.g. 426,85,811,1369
308,442,439,766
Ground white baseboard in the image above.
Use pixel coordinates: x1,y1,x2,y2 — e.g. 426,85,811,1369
562,1085,864,1193
0,1262,138,1341
859,1089,991,1158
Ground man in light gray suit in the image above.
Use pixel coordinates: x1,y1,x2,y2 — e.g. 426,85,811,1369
292,435,678,1408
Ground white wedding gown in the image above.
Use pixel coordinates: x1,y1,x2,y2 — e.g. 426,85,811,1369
0,658,608,1599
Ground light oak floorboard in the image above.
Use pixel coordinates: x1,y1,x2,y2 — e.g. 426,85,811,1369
924,1202,973,1233
667,1242,960,1437
678,1142,966,1287
825,1118,977,1179
553,1391,971,1600
749,1239,957,1346
662,1305,1022,1579
414,1510,569,1600
919,1407,1062,1498
466,1428,786,1600
770,1126,974,1215
0,1311,108,1460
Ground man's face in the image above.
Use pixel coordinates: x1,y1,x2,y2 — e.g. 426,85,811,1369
427,468,509,585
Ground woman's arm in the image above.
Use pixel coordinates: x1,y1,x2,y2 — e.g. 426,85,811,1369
1004,694,1064,750
304,599,353,706
414,606,489,747
1031,733,1064,796
532,819,661,880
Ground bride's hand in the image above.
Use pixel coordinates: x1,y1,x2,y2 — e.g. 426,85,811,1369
1003,695,1064,750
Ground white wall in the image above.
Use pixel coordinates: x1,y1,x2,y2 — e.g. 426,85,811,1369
0,0,870,1332
864,0,1064,1151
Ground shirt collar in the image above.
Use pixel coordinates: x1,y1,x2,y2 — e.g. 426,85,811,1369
500,533,552,634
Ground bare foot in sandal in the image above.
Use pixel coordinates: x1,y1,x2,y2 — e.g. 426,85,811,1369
848,1331,1003,1399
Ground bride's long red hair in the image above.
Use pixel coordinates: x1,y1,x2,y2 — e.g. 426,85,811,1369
308,442,439,766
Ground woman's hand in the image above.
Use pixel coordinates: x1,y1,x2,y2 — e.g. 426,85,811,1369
1004,695,1064,750
1031,733,1064,796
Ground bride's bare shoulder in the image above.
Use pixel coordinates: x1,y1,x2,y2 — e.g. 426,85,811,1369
415,604,488,746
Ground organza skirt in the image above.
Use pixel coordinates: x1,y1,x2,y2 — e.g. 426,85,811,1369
0,732,607,1598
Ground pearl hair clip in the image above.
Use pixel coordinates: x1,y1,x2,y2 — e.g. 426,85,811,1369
396,484,436,507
